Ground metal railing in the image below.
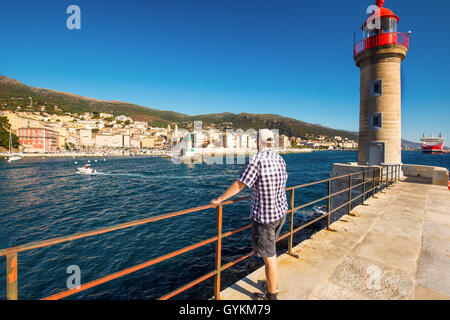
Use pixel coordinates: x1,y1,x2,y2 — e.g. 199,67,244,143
1,164,402,300
354,32,410,57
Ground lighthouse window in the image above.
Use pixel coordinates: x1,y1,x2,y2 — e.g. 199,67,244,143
369,112,383,130
370,79,383,96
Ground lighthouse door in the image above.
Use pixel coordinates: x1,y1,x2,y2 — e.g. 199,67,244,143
368,143,384,165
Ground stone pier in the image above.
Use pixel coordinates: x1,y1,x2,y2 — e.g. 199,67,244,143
220,175,450,300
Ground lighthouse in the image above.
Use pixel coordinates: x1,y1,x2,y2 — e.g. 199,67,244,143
354,0,409,165
330,0,410,214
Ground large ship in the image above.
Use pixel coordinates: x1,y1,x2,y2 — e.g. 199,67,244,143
421,133,445,153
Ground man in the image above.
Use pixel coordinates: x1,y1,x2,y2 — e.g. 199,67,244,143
211,129,288,300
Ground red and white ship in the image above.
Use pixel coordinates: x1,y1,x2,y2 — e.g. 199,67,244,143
421,133,445,153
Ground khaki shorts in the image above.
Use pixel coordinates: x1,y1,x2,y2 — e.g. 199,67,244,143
252,215,286,258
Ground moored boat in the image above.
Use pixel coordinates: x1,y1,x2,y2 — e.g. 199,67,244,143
7,130,21,163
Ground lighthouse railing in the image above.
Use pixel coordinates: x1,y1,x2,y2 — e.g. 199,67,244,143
354,32,409,57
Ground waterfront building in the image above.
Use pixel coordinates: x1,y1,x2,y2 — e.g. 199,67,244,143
141,136,165,149
239,133,248,148
141,136,157,149
95,134,125,148
3,111,43,134
53,127,68,149
123,135,131,148
248,135,257,150
280,135,291,149
17,127,59,153
79,129,94,147
130,138,141,149
206,130,222,147
193,131,205,148
224,133,236,149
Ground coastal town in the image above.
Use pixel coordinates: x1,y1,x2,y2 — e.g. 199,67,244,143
0,109,358,156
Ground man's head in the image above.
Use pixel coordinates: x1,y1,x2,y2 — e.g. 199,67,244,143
258,129,274,152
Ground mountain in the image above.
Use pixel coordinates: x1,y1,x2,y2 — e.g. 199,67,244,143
0,75,357,139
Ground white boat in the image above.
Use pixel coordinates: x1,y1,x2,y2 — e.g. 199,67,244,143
77,164,97,175
7,130,21,163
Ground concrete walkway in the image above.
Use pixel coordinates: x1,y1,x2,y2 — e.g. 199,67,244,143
220,176,450,300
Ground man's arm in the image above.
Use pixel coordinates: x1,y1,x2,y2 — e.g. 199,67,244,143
211,180,246,205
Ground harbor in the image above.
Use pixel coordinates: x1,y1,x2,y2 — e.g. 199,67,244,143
0,152,448,300
0,0,449,304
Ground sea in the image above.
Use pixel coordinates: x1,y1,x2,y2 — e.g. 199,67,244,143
0,151,449,300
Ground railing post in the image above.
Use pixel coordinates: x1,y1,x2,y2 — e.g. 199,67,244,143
348,174,352,215
389,165,392,186
380,167,384,192
386,166,390,188
372,169,376,197
327,180,331,229
391,165,394,185
389,166,393,186
387,166,389,188
6,253,18,300
214,205,223,300
362,171,366,205
288,189,295,254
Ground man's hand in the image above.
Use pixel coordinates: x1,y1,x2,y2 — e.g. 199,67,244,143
210,180,246,206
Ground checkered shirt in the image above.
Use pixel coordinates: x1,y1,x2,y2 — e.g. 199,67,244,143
238,149,288,224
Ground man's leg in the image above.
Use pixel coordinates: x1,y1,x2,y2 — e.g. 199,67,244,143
263,256,278,294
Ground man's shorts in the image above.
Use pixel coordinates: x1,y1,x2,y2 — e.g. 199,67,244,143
252,215,286,258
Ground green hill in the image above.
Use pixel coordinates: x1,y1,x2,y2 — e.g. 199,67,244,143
0,76,186,125
0,75,357,140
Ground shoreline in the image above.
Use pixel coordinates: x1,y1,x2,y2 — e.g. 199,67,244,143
0,152,168,158
1,149,434,160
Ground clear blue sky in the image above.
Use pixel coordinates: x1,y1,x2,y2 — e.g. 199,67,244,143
1,0,449,142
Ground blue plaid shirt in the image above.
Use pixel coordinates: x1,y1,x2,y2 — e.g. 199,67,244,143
238,149,288,224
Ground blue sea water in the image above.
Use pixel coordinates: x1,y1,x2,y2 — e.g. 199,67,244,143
0,151,449,300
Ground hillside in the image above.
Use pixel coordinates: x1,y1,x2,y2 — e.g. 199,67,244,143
0,75,357,140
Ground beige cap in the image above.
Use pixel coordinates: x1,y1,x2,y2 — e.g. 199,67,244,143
259,129,274,146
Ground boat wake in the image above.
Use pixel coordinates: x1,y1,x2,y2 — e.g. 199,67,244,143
82,172,221,179
297,205,327,216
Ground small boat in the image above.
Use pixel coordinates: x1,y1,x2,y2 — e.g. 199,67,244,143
77,164,97,175
7,130,21,163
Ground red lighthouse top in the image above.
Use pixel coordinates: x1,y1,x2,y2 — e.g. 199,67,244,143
362,0,399,30
354,0,410,58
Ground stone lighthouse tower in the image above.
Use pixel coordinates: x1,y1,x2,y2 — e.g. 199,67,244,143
354,0,409,165
330,0,410,214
